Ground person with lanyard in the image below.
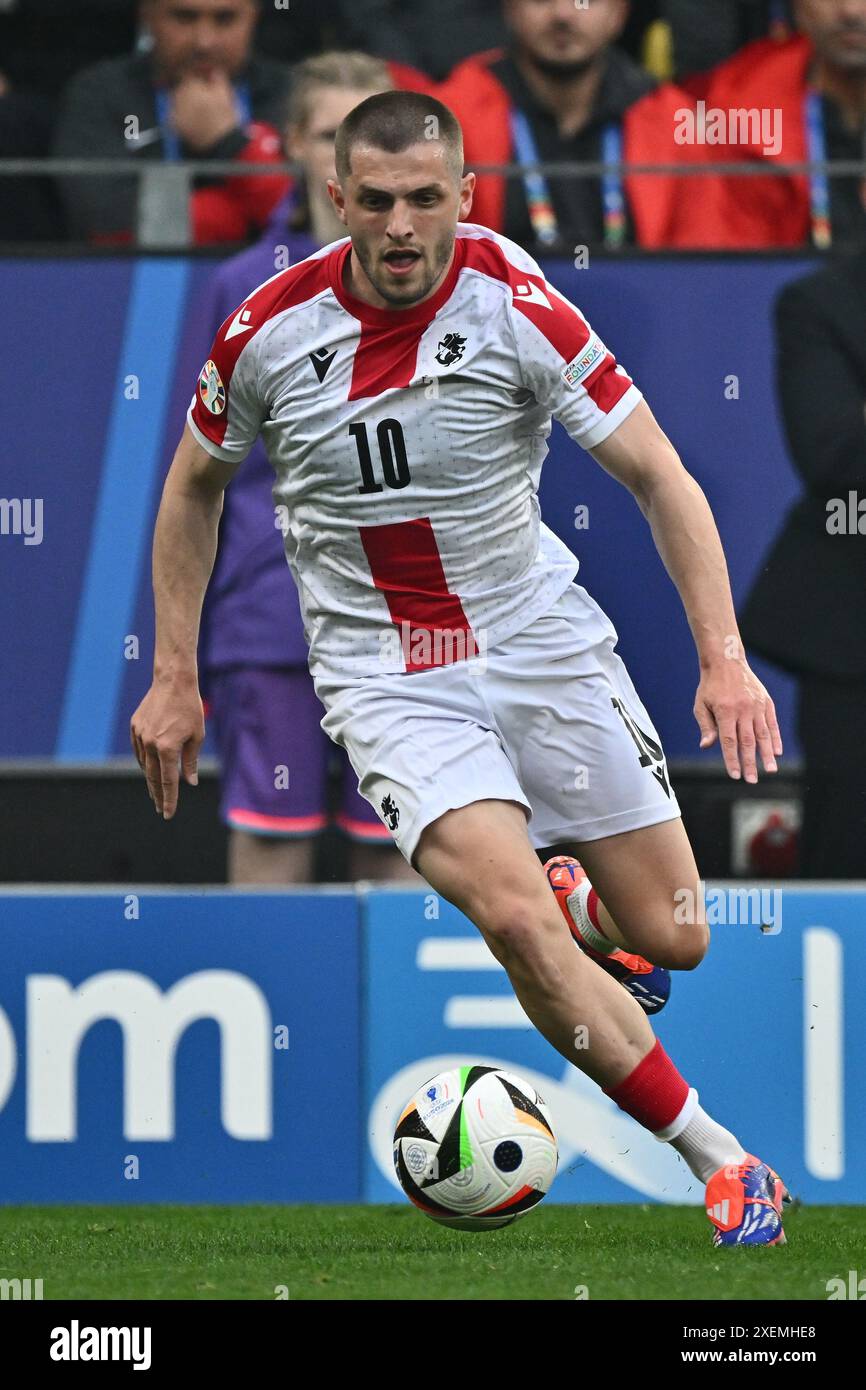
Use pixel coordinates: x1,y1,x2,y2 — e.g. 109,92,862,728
54,0,292,245
683,0,866,249
436,0,703,253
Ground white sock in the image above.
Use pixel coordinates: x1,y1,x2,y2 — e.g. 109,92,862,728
568,879,616,955
654,1088,748,1183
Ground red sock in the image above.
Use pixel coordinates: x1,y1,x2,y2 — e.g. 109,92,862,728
603,1039,690,1132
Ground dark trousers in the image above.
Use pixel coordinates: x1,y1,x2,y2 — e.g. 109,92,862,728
798,674,866,878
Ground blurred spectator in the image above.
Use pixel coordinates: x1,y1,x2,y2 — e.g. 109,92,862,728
331,0,665,82
0,0,137,241
437,0,703,252
0,0,137,98
250,1,353,71
0,70,64,239
254,1,436,91
331,0,508,82
740,209,866,875
53,0,291,245
195,53,423,885
686,0,866,249
662,0,791,84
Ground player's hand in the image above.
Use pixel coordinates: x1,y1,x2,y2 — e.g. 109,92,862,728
170,71,239,152
130,677,204,819
694,658,782,783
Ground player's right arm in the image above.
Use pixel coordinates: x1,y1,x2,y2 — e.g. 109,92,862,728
130,424,239,820
132,276,268,818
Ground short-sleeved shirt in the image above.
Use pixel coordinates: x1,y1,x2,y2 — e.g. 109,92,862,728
188,222,642,686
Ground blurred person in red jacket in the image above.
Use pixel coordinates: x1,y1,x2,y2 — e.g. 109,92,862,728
685,0,866,249
436,0,704,252
54,0,292,246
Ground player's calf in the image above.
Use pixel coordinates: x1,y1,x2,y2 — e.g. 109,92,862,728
543,840,710,971
551,821,710,971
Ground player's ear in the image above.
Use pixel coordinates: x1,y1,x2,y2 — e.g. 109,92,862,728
459,171,475,220
326,178,347,224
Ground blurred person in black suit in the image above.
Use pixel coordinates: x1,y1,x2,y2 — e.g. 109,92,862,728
0,0,138,98
740,179,866,877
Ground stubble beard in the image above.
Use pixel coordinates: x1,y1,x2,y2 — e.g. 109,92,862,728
354,229,455,308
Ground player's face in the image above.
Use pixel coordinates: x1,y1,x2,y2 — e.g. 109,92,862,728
327,142,475,310
504,0,629,71
794,0,866,68
143,0,259,83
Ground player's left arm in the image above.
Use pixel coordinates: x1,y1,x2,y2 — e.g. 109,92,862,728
589,400,783,782
502,248,781,781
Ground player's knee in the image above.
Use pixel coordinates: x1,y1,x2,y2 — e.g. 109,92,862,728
666,921,709,971
475,895,557,969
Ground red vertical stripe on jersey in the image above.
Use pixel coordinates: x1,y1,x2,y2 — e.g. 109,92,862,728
328,239,466,399
349,319,429,400
359,517,479,671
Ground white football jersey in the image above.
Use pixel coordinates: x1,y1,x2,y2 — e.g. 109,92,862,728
188,222,642,685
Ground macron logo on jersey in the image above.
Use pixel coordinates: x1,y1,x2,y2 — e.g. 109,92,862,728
225,305,255,341
561,336,606,389
513,281,552,310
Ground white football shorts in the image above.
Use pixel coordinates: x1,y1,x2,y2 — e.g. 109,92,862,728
316,583,681,866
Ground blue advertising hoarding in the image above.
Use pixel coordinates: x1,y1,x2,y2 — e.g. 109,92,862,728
1,886,861,1206
363,887,864,1206
0,890,362,1203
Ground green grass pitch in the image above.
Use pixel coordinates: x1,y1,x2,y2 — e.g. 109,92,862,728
1,1203,863,1300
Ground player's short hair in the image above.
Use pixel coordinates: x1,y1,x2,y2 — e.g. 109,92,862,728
334,90,464,185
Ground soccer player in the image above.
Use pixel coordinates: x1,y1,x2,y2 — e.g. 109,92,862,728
131,91,789,1245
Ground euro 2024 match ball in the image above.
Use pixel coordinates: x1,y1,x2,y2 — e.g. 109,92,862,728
393,1065,558,1229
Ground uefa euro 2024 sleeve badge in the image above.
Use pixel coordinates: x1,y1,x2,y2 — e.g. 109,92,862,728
198,359,226,415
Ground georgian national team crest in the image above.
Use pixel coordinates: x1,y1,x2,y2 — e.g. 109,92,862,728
198,359,226,415
381,794,400,831
435,332,466,366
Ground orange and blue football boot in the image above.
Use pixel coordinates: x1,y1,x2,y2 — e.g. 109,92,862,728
544,855,671,1015
705,1154,790,1246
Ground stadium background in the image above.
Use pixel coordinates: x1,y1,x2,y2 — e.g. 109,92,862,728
0,1,863,1241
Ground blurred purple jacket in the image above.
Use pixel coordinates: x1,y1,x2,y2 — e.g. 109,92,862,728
195,193,320,676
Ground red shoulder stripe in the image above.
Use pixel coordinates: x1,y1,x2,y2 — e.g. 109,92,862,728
191,248,336,446
460,235,592,361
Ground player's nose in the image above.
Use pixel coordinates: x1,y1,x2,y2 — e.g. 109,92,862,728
385,202,415,239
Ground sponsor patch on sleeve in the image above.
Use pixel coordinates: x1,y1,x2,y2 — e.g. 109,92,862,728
561,336,606,389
